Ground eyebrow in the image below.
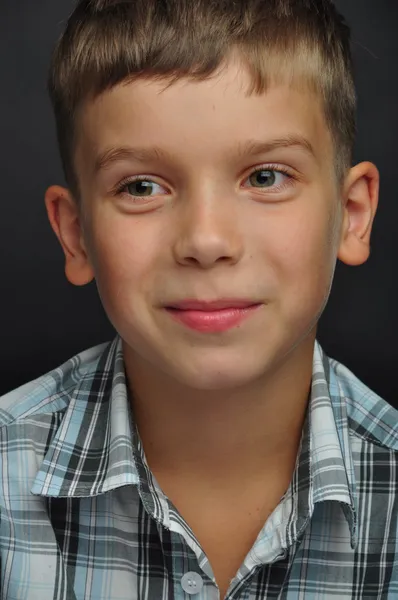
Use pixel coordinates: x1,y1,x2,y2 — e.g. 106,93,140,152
93,135,316,173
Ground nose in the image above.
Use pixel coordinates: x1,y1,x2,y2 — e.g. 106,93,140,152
172,186,244,269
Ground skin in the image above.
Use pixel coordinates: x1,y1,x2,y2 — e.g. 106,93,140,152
45,56,379,596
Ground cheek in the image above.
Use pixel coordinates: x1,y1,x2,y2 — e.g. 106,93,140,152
84,214,159,308
281,211,338,317
255,204,338,304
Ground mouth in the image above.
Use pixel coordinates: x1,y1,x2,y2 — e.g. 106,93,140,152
166,299,262,311
164,300,263,333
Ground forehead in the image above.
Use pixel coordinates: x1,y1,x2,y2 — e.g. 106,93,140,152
76,59,332,171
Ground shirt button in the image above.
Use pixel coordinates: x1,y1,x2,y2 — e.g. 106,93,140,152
181,571,204,595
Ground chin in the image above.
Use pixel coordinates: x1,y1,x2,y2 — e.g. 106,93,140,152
171,358,264,391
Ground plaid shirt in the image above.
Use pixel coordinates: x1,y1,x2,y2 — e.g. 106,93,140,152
0,335,397,600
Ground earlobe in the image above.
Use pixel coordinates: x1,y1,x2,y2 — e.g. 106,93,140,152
337,162,380,266
44,185,95,286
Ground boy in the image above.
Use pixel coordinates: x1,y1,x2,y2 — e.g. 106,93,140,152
0,0,395,598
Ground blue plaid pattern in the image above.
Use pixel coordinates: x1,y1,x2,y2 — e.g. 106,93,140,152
0,335,397,599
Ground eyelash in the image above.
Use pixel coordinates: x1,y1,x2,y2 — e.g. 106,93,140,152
114,164,296,197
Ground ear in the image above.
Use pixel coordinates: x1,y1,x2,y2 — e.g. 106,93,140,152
337,161,380,266
44,185,95,286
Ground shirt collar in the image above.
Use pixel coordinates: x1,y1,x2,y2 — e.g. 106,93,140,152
306,340,358,549
31,335,357,548
31,335,142,497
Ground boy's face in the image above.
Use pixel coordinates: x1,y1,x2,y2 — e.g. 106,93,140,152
50,58,376,390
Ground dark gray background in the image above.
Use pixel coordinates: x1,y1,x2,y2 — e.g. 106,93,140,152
0,1,397,404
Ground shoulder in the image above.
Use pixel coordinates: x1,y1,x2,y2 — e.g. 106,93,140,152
325,348,398,451
0,341,112,428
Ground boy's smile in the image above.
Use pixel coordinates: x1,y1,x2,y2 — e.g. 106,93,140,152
47,57,377,394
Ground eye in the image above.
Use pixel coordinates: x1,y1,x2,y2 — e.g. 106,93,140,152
243,167,293,190
116,177,168,198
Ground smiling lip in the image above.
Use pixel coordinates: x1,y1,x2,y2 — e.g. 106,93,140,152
167,299,260,311
164,299,263,332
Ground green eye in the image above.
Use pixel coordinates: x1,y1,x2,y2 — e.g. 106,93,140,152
126,180,155,196
249,170,276,188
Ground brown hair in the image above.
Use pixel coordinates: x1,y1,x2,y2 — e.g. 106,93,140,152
48,0,356,201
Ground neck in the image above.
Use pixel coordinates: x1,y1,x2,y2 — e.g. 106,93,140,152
123,334,315,487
